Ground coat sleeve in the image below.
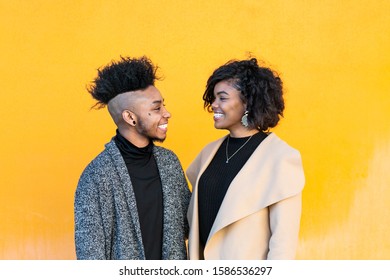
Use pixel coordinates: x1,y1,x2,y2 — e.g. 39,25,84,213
267,192,302,259
74,166,106,260
266,137,304,260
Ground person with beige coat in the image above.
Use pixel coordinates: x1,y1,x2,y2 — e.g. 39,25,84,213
186,57,305,260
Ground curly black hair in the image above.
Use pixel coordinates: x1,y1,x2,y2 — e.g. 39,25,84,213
87,56,160,108
203,58,284,131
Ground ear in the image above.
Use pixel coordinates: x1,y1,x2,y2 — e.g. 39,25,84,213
242,102,247,112
122,110,137,126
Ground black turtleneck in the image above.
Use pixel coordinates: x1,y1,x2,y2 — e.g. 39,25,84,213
197,131,268,247
114,130,163,260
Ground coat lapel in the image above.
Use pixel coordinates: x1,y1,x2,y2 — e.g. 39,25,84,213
153,146,177,259
187,137,225,259
105,140,145,258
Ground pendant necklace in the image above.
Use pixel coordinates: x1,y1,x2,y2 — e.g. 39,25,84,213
225,134,253,163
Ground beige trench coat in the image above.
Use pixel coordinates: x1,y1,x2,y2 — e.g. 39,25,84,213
186,133,305,260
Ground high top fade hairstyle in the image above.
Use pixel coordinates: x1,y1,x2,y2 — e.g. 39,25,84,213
87,56,160,108
203,58,285,131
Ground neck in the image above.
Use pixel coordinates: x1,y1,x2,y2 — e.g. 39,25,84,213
118,127,150,148
228,127,259,138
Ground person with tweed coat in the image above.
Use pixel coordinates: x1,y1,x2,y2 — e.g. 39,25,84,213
74,56,191,260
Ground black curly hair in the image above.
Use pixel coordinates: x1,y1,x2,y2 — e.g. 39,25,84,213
203,58,284,131
87,56,160,108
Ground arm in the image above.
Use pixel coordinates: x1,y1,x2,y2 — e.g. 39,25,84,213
267,193,302,260
74,168,106,260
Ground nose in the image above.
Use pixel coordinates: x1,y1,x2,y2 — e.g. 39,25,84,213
211,100,218,111
163,107,171,119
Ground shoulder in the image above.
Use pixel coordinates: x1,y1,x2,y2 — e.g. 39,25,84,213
196,135,226,158
259,133,305,191
261,133,302,162
186,136,226,183
204,135,226,149
153,145,175,156
153,145,180,163
78,139,120,184
153,146,188,189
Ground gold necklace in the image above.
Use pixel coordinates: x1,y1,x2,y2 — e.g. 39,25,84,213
225,135,253,163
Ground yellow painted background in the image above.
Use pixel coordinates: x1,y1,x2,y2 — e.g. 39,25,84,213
1,0,389,259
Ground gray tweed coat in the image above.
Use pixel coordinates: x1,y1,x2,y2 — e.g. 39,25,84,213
74,139,191,260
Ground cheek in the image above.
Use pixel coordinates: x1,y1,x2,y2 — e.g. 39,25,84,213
233,101,245,113
227,105,245,121
150,116,161,126
225,102,242,114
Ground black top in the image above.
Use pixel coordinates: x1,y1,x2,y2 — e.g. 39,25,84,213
197,131,268,247
114,130,163,260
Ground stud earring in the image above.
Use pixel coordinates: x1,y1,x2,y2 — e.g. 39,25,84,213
241,110,249,127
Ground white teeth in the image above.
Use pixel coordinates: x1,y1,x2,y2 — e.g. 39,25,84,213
214,113,224,118
159,124,167,129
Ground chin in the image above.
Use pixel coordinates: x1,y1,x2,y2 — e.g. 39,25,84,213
214,123,224,130
151,137,165,143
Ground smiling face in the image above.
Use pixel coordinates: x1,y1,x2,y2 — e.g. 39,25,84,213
108,85,170,147
131,85,171,143
211,80,247,135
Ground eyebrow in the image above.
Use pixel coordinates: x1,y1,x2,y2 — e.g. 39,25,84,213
215,91,229,96
151,99,164,105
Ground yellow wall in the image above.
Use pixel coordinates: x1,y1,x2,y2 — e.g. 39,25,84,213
1,0,389,259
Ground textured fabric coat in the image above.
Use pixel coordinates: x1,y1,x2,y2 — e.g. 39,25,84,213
75,139,191,260
186,133,305,260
